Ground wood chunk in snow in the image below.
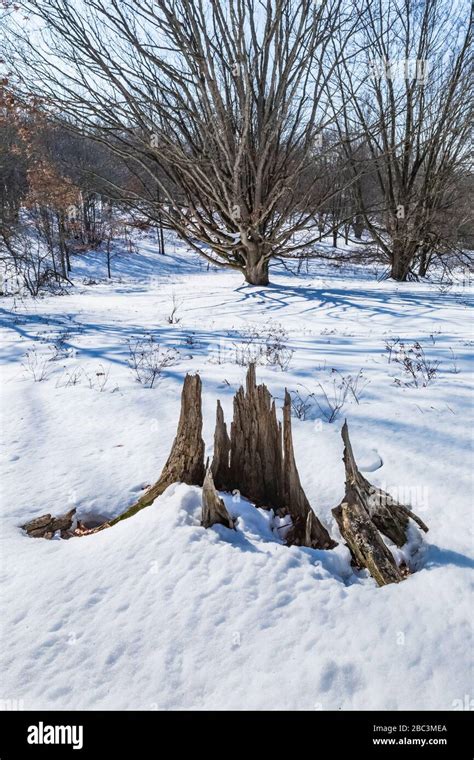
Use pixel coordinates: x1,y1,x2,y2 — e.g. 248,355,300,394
332,421,428,586
337,497,403,586
22,508,76,539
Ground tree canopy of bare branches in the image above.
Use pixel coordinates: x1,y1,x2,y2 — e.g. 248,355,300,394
331,0,473,280
5,0,363,284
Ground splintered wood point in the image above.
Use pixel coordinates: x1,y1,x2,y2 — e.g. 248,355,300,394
282,390,337,549
110,373,205,525
211,400,231,491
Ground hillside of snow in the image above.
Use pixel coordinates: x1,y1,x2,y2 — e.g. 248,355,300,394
1,233,472,710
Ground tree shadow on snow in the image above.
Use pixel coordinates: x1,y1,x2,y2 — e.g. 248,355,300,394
421,544,474,571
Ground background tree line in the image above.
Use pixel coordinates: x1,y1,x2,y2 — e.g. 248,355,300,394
1,0,472,291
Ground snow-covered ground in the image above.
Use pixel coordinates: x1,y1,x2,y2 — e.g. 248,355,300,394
1,233,472,710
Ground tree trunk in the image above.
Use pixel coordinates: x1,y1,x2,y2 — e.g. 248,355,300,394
244,257,269,285
390,241,414,281
244,239,270,285
110,373,205,525
352,214,364,240
106,238,112,278
418,248,432,277
57,213,68,279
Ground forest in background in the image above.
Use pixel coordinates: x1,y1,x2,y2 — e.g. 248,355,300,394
0,0,472,295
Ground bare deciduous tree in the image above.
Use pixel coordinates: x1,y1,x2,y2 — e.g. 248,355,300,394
6,0,360,284
332,0,473,280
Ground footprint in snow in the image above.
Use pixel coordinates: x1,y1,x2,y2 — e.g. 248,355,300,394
358,450,383,473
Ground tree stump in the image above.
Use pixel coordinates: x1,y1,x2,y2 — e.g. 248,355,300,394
110,373,205,525
211,365,336,550
229,363,283,508
332,421,428,586
201,467,234,529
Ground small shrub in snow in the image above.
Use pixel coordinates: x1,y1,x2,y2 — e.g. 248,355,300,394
233,322,293,370
55,364,115,391
385,339,439,387
436,280,453,295
127,335,179,388
313,369,367,422
22,348,50,382
449,347,460,374
166,294,182,324
183,333,197,347
290,369,368,423
290,389,315,420
56,367,83,387
48,330,74,361
86,364,111,392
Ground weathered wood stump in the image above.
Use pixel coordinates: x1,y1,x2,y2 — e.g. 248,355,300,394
201,467,234,530
24,372,427,592
332,421,429,586
110,373,205,525
211,365,336,550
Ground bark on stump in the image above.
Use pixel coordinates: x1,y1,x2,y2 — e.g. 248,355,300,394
110,373,205,525
201,468,234,530
332,421,428,586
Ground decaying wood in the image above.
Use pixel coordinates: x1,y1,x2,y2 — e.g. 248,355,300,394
339,496,403,586
282,392,337,549
338,421,428,544
332,421,429,586
201,468,234,530
229,363,283,508
213,365,336,550
110,373,205,525
23,508,76,538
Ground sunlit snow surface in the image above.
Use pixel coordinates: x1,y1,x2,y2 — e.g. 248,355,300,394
1,232,472,709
